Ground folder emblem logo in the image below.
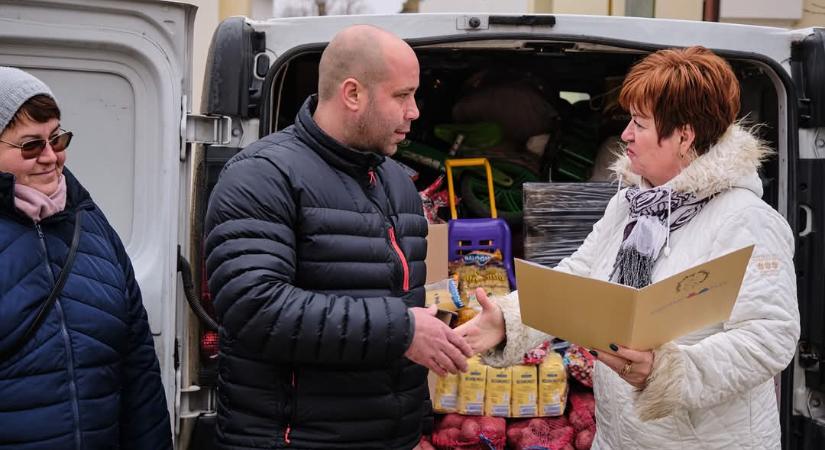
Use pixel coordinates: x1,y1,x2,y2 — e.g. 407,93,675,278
676,270,709,294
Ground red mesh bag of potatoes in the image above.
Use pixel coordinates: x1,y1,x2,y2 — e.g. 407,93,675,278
431,414,506,450
418,435,437,450
567,391,596,432
573,425,596,450
507,417,575,450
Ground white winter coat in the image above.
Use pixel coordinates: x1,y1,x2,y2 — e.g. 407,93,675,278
485,125,800,449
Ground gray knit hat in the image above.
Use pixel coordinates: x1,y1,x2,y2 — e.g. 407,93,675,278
0,66,56,134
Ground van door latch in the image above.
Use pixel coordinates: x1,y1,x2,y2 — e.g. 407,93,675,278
457,15,489,30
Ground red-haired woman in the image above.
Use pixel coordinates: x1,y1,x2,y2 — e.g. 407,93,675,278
458,47,799,449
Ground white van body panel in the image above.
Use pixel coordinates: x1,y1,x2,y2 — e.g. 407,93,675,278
250,14,803,216
251,13,796,62
0,0,195,416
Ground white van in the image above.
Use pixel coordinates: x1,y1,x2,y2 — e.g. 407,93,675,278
1,1,823,448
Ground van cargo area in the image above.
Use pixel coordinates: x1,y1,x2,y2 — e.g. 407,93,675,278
262,39,782,234
192,22,822,450
6,3,824,448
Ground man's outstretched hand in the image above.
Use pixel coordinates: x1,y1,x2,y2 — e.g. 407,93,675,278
405,305,473,376
454,288,506,355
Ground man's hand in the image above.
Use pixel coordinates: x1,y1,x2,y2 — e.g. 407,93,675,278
405,305,474,376
454,288,506,355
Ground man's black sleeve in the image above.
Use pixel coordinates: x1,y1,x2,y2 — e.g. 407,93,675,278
204,154,412,365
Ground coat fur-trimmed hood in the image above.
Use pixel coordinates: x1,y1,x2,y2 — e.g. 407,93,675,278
611,124,772,199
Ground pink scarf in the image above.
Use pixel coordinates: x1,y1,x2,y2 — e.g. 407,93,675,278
14,175,67,222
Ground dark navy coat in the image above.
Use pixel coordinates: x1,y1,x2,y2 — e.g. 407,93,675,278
0,169,171,450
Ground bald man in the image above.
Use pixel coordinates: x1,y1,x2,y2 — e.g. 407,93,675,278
205,25,472,450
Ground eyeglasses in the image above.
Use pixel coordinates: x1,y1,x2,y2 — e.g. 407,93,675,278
0,129,73,160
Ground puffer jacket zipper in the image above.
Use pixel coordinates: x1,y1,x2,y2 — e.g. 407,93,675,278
387,226,410,292
35,223,83,450
365,169,410,293
284,369,296,445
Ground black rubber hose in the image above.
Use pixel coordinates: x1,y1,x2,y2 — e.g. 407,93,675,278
177,252,219,332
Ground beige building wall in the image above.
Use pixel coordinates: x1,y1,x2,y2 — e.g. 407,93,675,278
528,0,701,19
419,0,531,13
184,0,256,113
188,1,219,113
720,0,825,28
219,0,252,19
549,0,608,15
530,0,552,13
530,0,821,26
795,0,825,27
654,0,702,21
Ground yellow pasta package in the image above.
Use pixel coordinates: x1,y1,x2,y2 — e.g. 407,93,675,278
538,352,568,416
450,250,511,304
433,372,459,413
510,364,538,418
484,366,512,417
457,356,487,415
424,278,463,313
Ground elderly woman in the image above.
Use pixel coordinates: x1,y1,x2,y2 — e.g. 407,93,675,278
0,67,171,449
457,47,799,449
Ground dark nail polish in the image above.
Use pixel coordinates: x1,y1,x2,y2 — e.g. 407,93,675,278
609,343,619,352
589,350,598,357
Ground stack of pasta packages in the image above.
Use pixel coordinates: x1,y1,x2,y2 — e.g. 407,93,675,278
424,249,511,328
422,251,597,450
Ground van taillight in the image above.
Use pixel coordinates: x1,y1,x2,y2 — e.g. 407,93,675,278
200,330,220,360
200,255,214,316
199,254,219,360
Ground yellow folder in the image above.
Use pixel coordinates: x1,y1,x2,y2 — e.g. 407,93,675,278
514,245,754,351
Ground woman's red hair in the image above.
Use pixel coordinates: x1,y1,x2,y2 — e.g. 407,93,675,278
619,46,740,154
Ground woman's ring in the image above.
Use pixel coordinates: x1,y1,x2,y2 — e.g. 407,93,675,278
621,361,633,376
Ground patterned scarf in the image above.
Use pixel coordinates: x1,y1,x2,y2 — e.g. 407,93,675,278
609,186,711,288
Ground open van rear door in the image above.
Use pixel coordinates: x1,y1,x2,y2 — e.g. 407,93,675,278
790,26,825,449
0,0,195,429
197,13,823,449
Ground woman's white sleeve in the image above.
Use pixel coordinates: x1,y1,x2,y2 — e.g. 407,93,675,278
635,206,800,421
480,291,551,367
482,192,623,367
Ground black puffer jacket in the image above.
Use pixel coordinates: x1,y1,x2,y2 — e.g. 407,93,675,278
205,96,429,450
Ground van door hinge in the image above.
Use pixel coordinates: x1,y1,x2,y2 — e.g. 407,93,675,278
180,105,232,161
183,113,232,146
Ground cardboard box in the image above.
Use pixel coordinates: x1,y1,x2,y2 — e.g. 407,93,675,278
515,245,754,351
425,223,449,284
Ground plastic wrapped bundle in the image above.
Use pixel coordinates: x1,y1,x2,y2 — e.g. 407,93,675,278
523,182,616,267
